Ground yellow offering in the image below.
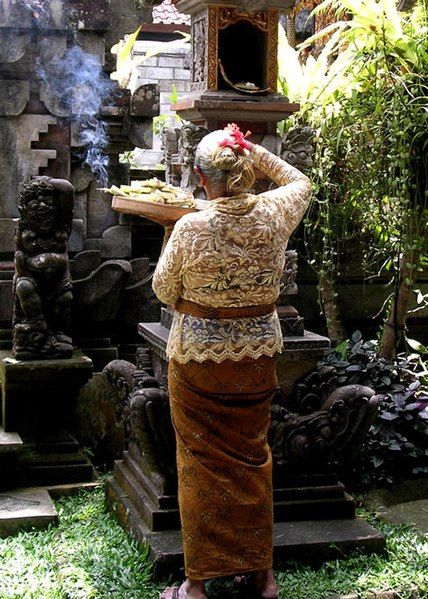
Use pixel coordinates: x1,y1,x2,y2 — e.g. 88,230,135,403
100,178,195,208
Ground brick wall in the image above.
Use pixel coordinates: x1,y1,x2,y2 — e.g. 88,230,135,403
131,40,191,148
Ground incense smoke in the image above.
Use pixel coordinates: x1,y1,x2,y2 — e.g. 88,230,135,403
37,45,116,186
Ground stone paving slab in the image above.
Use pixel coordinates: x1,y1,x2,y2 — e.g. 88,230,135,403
363,480,428,535
377,499,428,534
364,479,428,509
0,487,58,537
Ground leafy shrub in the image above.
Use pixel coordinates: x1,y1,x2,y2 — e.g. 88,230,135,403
319,331,428,489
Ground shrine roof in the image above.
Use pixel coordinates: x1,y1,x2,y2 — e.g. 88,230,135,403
152,0,190,26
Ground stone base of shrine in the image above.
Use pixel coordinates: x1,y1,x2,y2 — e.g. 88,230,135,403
106,474,385,581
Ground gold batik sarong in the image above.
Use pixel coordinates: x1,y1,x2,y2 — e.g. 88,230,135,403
168,354,277,580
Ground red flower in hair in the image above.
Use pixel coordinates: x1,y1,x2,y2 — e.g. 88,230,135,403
218,123,252,154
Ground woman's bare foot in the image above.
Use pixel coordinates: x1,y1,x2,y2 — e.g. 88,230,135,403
181,579,206,598
254,569,278,599
160,579,206,599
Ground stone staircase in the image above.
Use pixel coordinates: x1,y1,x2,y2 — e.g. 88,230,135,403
0,426,98,537
0,427,55,539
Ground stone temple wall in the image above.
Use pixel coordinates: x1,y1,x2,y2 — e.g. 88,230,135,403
0,0,161,340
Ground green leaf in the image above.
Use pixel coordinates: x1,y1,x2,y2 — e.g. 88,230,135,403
406,338,428,354
118,25,142,66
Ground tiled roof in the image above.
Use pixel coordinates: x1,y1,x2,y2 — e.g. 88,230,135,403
152,0,190,26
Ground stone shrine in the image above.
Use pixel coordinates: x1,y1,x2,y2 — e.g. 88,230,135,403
0,0,160,371
106,0,386,579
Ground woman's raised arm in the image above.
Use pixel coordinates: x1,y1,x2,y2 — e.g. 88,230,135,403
251,144,312,239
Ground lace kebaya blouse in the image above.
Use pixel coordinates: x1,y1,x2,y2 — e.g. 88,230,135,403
152,144,312,364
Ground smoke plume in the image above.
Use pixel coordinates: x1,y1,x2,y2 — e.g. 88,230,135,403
37,45,116,186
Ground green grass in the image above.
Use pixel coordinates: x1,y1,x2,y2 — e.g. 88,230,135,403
0,488,426,599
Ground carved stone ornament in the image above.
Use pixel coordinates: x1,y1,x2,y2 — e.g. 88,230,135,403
278,249,304,336
103,359,176,477
270,368,380,466
281,249,298,297
161,127,181,187
12,176,75,360
192,12,207,85
178,122,209,194
129,370,176,476
104,355,379,481
280,126,315,172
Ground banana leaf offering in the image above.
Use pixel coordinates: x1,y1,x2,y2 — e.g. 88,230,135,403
100,178,195,208
102,178,197,226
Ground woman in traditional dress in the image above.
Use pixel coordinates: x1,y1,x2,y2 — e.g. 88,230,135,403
154,125,312,599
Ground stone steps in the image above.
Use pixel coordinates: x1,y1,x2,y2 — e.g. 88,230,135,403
112,460,180,531
18,453,95,487
274,493,356,521
105,476,386,582
0,427,23,455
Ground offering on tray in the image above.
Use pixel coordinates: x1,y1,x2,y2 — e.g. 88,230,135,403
100,178,195,208
103,178,201,226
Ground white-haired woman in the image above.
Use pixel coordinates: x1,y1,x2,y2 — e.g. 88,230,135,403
154,124,311,599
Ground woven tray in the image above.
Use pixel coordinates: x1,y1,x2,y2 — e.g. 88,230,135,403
112,194,198,226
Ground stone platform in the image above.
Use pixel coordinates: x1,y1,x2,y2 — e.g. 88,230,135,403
106,473,385,580
0,350,93,433
139,319,330,391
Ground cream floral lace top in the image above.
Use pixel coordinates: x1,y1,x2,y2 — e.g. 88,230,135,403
152,144,312,364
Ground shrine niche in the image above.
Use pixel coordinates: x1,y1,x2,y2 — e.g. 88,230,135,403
190,5,279,94
173,0,297,134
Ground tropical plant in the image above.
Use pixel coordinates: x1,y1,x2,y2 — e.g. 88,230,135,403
279,1,428,356
320,331,428,488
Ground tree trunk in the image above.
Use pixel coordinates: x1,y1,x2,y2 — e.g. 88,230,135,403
378,249,421,361
397,0,419,12
319,270,347,344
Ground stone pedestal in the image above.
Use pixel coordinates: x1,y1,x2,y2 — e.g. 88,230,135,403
0,350,96,489
174,92,299,138
138,309,330,393
1,350,93,434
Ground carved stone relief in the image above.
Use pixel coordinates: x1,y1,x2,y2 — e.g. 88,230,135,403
192,12,207,86
104,356,380,481
280,126,315,172
178,122,209,194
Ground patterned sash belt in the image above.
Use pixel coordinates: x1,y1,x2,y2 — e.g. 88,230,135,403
175,297,276,319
